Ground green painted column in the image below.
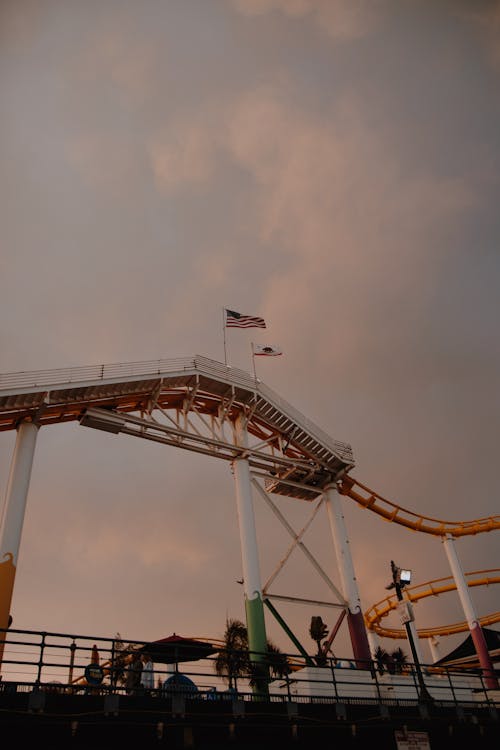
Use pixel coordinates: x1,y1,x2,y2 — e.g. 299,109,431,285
233,416,268,696
245,592,268,662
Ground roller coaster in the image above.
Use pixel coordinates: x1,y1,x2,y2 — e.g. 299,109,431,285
0,355,498,682
336,476,499,658
364,568,500,640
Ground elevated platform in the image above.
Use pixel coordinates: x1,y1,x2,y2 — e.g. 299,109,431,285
0,355,354,500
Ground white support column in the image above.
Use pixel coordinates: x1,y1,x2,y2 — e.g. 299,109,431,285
442,534,498,689
442,535,481,633
0,422,39,666
232,416,267,668
324,483,371,665
366,629,380,659
429,635,441,664
325,484,361,608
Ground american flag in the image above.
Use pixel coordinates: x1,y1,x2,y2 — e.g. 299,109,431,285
225,309,266,328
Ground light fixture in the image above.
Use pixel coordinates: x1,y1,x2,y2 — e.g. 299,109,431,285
79,407,126,434
398,568,412,584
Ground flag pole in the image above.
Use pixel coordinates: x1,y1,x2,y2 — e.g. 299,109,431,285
222,308,228,366
251,342,258,382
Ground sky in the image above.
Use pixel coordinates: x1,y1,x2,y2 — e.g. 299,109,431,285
1,0,499,669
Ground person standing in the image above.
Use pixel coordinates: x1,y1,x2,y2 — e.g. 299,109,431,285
141,653,155,692
125,651,143,695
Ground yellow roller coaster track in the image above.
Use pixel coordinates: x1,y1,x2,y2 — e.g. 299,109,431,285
339,475,500,537
365,569,500,639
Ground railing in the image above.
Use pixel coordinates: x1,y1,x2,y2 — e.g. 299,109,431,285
0,627,497,709
0,354,354,464
0,356,208,390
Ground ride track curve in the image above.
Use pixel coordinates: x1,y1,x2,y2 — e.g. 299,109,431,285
337,476,500,649
338,474,500,537
364,569,500,640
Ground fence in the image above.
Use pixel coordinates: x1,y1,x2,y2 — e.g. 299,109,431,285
0,627,497,710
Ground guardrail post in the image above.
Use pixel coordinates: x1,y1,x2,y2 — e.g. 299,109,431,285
36,632,47,684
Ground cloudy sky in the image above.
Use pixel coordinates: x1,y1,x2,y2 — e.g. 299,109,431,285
1,0,499,668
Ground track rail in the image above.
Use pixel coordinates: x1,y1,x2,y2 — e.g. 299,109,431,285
339,475,500,537
365,569,500,639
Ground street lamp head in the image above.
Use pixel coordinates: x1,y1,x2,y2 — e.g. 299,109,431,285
399,569,412,585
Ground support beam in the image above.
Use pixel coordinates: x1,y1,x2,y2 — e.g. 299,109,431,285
429,635,441,664
0,422,39,668
232,417,268,694
442,534,498,690
366,629,381,660
324,483,372,667
263,599,314,666
252,480,345,604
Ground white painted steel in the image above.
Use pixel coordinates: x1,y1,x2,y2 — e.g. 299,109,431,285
324,484,363,615
0,422,39,565
441,535,498,688
442,535,481,630
429,635,441,663
366,628,381,658
253,480,346,604
233,417,263,603
0,355,354,470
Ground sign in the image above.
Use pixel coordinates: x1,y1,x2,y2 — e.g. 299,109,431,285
84,662,104,686
396,600,415,624
394,730,431,749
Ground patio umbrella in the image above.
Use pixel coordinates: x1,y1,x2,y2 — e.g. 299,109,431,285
141,634,218,665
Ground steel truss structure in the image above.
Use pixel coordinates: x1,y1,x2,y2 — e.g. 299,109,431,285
0,354,497,687
0,355,353,498
0,355,359,662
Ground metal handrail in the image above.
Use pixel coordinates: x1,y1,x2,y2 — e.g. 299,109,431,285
0,627,496,708
0,354,354,463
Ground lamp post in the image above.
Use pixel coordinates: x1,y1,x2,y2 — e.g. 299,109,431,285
387,561,433,704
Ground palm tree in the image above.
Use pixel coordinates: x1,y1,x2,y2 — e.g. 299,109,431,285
214,618,290,689
214,618,251,690
266,640,292,680
309,616,329,666
374,645,390,674
391,646,409,674
374,645,409,675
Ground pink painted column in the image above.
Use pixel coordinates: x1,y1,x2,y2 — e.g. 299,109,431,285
324,483,372,667
442,534,498,690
